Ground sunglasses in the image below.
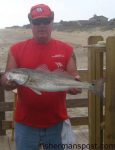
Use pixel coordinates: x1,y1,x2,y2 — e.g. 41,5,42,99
31,18,52,25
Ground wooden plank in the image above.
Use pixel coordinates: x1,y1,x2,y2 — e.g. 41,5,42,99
95,43,104,148
66,98,104,108
78,69,88,80
78,68,106,79
2,121,14,130
0,102,13,111
66,98,88,108
0,74,6,135
105,36,115,144
88,36,100,146
88,36,104,147
70,117,88,126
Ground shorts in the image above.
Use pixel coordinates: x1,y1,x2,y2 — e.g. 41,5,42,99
15,122,64,150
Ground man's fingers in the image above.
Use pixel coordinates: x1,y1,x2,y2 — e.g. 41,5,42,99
1,74,18,90
67,88,82,95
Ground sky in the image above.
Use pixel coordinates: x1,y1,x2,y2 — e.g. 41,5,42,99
0,0,115,29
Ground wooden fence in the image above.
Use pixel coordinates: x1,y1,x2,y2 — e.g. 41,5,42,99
88,36,115,149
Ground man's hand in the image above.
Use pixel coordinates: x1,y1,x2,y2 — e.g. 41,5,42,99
1,73,18,91
67,75,82,95
67,88,82,95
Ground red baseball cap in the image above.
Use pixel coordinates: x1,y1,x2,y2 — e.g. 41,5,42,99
28,4,54,21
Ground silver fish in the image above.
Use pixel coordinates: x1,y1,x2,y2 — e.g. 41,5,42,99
6,65,104,96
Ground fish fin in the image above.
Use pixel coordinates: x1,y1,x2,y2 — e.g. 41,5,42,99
52,69,74,79
35,64,50,72
36,64,74,79
29,88,42,95
90,79,105,97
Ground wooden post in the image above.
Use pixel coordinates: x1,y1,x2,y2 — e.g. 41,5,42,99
11,89,17,141
0,73,6,135
88,36,104,149
105,36,115,146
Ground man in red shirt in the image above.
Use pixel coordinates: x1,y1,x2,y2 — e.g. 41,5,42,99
1,4,81,150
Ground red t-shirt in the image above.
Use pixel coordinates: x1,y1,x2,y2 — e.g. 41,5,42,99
11,38,73,128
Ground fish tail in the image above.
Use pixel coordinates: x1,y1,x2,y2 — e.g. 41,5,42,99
90,79,105,97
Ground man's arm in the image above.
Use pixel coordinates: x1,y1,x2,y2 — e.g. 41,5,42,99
5,50,17,71
1,51,18,90
66,52,81,95
66,52,80,79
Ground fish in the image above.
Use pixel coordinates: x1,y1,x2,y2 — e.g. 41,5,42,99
5,65,104,96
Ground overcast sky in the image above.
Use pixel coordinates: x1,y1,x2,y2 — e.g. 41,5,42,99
0,0,114,29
